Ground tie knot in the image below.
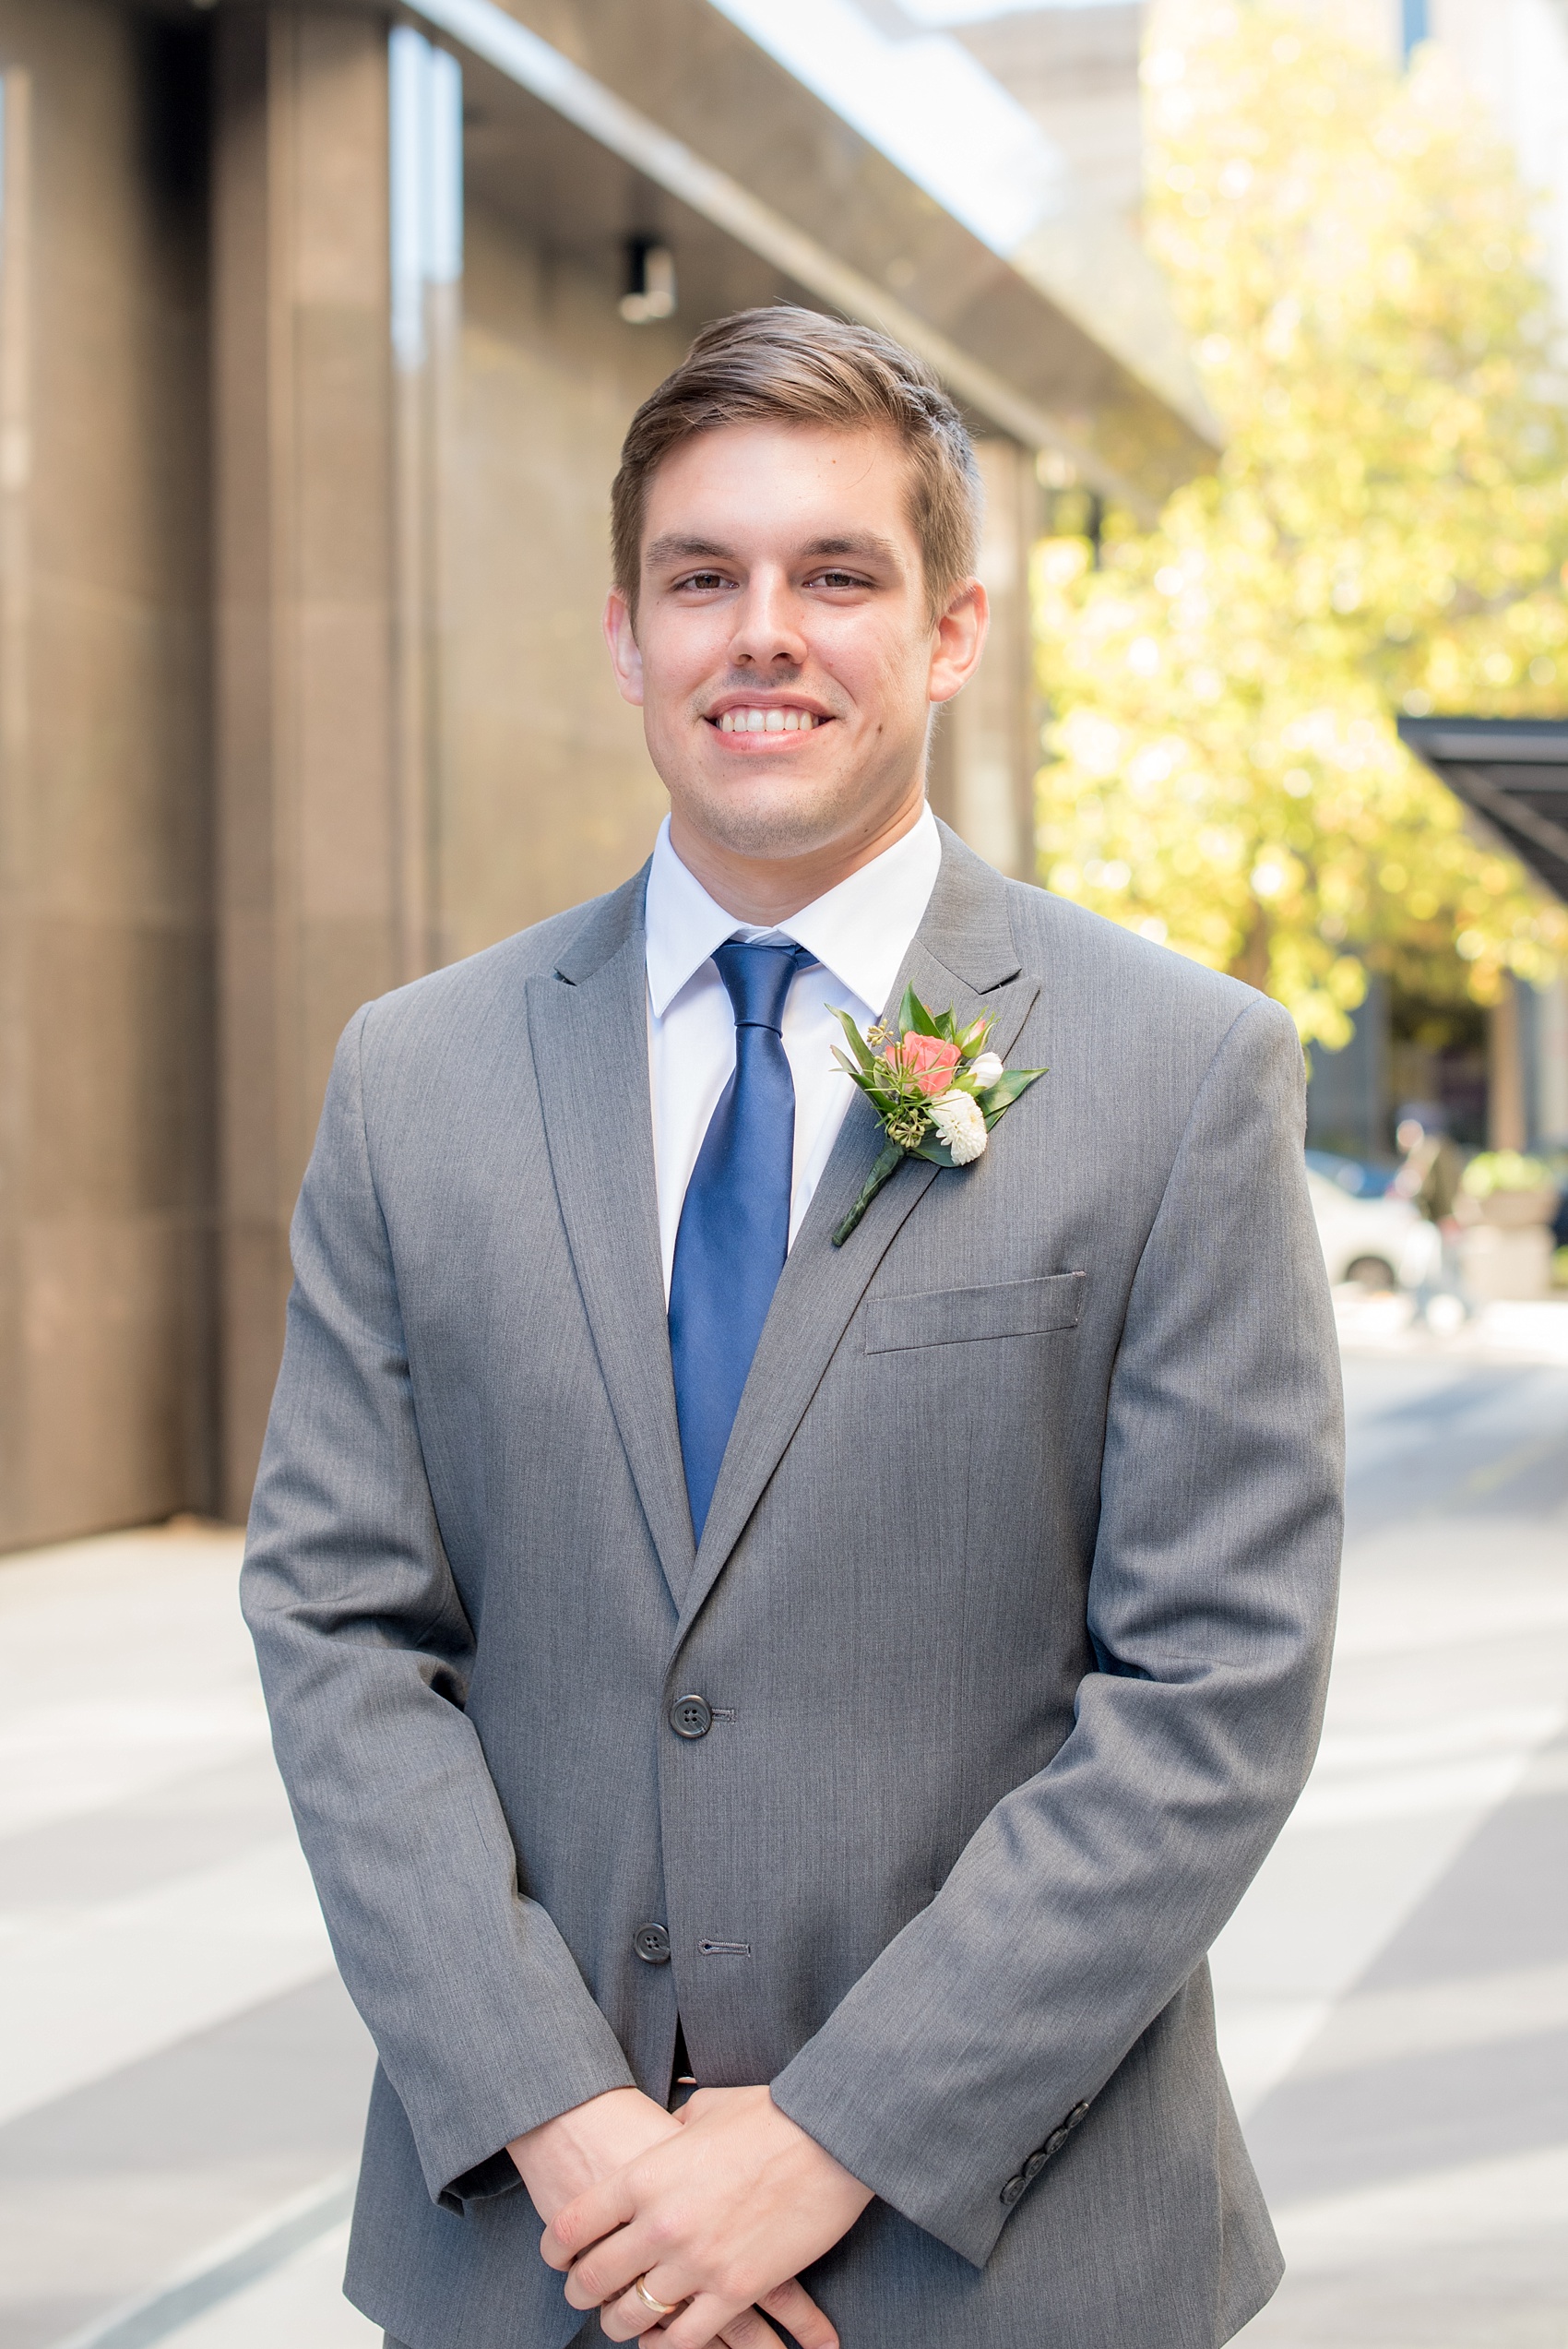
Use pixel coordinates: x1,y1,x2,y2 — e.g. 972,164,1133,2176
713,938,813,1036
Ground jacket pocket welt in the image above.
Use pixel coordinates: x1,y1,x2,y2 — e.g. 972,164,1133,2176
864,1270,1087,1353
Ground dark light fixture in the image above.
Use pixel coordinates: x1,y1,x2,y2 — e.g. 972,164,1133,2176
620,238,676,324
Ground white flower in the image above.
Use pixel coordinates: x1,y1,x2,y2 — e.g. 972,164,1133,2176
968,1051,1004,1091
930,1089,988,1165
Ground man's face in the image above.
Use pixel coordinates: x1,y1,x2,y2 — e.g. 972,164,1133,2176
603,421,984,865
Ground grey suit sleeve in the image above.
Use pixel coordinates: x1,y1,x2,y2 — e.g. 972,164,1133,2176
241,1010,635,2210
771,992,1343,2266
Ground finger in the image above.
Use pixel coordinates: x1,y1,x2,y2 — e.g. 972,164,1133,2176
717,2307,787,2347
659,2295,757,2349
630,2305,753,2349
647,2306,785,2349
541,2174,638,2271
560,2224,657,2313
596,2274,692,2343
757,2279,838,2349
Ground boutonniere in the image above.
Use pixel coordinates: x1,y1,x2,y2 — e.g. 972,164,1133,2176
829,985,1046,1245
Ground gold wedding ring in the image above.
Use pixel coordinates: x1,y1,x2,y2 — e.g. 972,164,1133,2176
632,2274,682,2319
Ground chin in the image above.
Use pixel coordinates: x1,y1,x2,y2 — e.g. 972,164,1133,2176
682,775,861,862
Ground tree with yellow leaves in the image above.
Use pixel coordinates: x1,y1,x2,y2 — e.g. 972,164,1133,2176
1035,0,1568,1050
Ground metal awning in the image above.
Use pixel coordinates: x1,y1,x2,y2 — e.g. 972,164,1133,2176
1397,716,1568,907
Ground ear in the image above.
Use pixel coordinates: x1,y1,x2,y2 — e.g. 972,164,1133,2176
928,578,989,706
603,587,645,707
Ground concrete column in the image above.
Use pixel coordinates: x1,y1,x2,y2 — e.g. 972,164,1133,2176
0,62,33,1544
388,24,462,984
1488,978,1526,1151
0,6,215,1552
929,438,1040,882
213,7,398,1518
1537,972,1568,1146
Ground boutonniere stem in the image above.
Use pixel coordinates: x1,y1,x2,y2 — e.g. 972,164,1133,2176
830,985,1045,1245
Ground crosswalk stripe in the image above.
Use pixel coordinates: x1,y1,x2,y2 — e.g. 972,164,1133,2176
47,2169,357,2349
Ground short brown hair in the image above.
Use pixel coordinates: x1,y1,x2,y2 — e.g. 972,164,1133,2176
611,305,983,621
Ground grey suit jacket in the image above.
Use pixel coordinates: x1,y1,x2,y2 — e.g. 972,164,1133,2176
242,826,1343,2349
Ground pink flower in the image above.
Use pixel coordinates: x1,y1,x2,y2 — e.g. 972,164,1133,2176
885,1031,963,1097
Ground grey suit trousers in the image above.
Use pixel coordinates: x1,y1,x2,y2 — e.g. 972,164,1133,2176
246,827,1342,2349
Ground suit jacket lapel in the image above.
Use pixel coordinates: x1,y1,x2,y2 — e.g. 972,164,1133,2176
528,870,696,1610
674,828,1041,1646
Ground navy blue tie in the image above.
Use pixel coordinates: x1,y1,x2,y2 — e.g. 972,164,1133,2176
669,939,813,1544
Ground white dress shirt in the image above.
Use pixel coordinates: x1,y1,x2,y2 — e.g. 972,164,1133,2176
645,805,943,1297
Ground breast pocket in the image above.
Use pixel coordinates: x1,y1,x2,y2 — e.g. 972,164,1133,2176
864,1271,1087,1353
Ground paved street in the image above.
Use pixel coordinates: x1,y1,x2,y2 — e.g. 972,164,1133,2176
2,1301,1565,2349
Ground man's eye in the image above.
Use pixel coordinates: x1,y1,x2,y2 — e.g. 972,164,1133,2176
677,571,730,592
809,570,870,590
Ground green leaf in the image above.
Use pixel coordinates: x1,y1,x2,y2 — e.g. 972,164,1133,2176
978,1067,1047,1125
897,984,941,1039
911,1135,956,1167
958,1015,992,1056
831,1006,875,1072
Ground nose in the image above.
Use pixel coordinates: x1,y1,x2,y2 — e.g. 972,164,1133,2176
727,568,808,672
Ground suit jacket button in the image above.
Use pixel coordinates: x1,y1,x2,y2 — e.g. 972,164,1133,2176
1043,2129,1069,2158
1023,2152,1047,2181
670,1694,714,1739
633,1923,671,1964
1068,2102,1090,2125
1000,2175,1025,2206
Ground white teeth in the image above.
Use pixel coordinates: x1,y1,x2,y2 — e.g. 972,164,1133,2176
716,707,820,733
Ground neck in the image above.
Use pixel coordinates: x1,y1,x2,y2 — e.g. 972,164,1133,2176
668,786,927,925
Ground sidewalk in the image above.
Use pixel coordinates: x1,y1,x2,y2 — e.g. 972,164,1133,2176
1,1302,1564,2348
0,1523,376,2349
1331,1288,1568,1366
1224,1301,1568,2343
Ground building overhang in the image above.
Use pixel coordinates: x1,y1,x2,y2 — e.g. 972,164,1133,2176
1399,716,1568,906
397,0,1220,515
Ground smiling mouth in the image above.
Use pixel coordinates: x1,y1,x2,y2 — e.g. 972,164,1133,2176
709,706,829,734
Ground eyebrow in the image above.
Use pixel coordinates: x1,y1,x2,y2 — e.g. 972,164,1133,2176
801,534,903,566
643,531,904,570
644,535,734,567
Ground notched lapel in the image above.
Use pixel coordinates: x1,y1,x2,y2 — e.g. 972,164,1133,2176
528,895,696,1609
675,832,1043,1644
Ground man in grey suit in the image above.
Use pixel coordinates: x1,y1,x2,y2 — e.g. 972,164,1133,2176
243,307,1342,2349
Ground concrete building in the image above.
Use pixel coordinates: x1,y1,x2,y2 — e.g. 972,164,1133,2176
0,0,1215,1552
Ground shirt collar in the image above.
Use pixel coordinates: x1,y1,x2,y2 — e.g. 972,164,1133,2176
644,805,942,1019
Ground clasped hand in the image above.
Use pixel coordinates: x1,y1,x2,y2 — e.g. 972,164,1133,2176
521,2083,871,2348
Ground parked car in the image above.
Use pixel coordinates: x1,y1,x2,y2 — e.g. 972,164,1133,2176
1304,1148,1396,1198
1305,1165,1420,1290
